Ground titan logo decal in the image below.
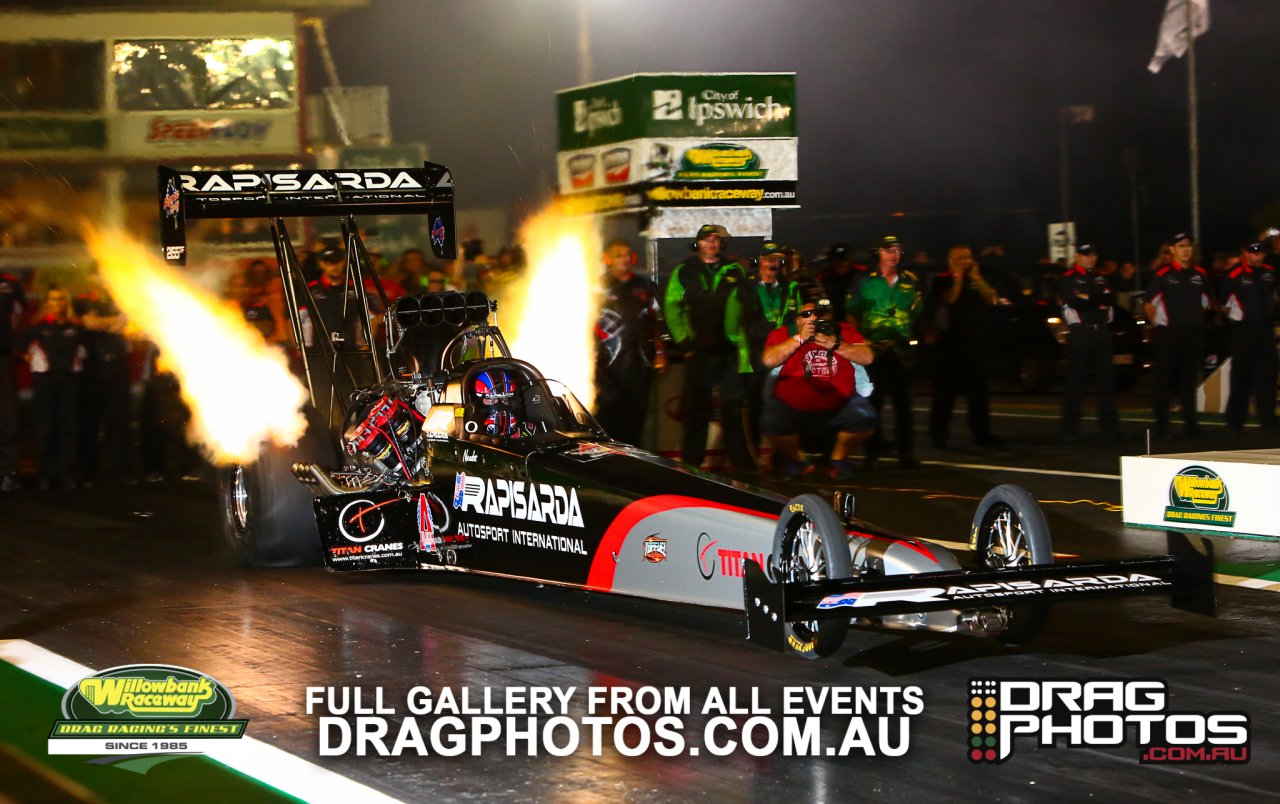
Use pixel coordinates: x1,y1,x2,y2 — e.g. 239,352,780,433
452,472,584,528
338,498,397,543
967,678,1249,765
1164,465,1236,527
179,171,424,194
817,573,1170,610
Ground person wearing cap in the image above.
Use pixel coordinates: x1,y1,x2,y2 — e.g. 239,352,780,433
760,289,876,481
725,240,802,468
595,239,665,446
925,245,1004,449
1144,232,1211,438
1057,242,1120,441
846,235,923,468
301,247,385,349
1218,242,1277,434
817,242,866,321
662,224,750,472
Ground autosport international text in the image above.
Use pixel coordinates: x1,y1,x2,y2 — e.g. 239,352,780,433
306,685,924,758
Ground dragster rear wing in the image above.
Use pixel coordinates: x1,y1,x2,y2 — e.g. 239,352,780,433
157,163,456,266
743,534,1216,652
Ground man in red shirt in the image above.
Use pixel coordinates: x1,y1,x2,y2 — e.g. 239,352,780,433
761,290,876,480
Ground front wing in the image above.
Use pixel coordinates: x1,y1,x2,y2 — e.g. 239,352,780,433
743,534,1216,651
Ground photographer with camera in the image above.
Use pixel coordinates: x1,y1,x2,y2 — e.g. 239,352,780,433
925,244,1004,449
761,288,876,481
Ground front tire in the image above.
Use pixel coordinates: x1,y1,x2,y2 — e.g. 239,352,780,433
217,409,337,568
771,494,853,659
970,484,1054,643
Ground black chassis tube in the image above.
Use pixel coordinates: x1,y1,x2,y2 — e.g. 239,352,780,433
744,534,1215,652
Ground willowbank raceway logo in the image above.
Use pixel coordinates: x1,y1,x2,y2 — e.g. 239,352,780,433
966,678,1249,765
48,664,247,755
1163,465,1236,527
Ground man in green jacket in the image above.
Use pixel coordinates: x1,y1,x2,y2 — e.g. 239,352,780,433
847,235,923,468
725,240,801,467
663,224,750,472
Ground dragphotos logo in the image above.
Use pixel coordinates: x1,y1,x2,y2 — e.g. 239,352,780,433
452,472,584,528
967,678,1249,765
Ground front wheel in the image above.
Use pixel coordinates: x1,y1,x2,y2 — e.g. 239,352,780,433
969,484,1054,643
771,494,853,659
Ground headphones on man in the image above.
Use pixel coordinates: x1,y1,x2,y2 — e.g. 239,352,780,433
690,225,729,252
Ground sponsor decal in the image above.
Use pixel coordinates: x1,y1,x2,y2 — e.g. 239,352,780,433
49,664,247,755
567,153,596,189
452,471,585,528
602,147,631,184
817,572,1171,610
178,170,424,195
164,245,185,261
148,117,270,143
456,521,587,555
675,143,766,180
417,492,451,552
644,182,797,206
163,178,180,219
431,216,447,248
338,498,397,543
1164,465,1235,526
696,532,719,580
642,534,668,564
717,548,768,579
573,98,623,135
462,449,479,463
967,678,1249,765
567,442,623,461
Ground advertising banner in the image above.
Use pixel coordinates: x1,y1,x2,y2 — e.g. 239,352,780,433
556,73,796,151
556,73,797,210
1121,451,1280,540
0,117,106,156
110,109,299,158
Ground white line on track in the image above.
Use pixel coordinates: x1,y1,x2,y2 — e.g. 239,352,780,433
1213,573,1280,592
908,458,1120,480
0,639,402,804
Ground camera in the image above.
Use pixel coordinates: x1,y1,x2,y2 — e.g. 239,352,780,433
814,298,835,336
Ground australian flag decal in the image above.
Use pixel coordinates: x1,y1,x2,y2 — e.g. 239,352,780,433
431,216,447,248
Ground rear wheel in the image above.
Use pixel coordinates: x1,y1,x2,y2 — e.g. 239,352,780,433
217,408,337,567
771,494,852,659
970,484,1054,643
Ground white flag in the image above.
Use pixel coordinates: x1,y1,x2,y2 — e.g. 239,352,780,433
1149,0,1210,73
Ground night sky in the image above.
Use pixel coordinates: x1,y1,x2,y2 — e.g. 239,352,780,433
327,0,1280,263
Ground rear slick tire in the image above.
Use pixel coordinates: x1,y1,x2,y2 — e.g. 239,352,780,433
771,494,853,660
218,409,337,568
969,484,1054,644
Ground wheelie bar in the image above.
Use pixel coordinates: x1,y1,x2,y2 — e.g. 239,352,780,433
743,534,1215,651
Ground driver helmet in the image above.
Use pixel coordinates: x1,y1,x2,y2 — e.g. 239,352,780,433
475,369,516,406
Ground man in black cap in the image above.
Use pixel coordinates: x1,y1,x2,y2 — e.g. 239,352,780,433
662,224,750,472
847,235,923,467
1144,232,1210,437
817,241,864,322
1057,242,1120,441
1219,241,1277,434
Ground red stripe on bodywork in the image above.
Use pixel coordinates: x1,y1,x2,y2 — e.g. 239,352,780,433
586,495,777,591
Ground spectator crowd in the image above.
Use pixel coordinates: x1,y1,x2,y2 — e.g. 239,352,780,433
5,220,1280,493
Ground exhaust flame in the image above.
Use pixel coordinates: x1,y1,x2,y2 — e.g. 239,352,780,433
502,206,601,408
84,226,308,464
